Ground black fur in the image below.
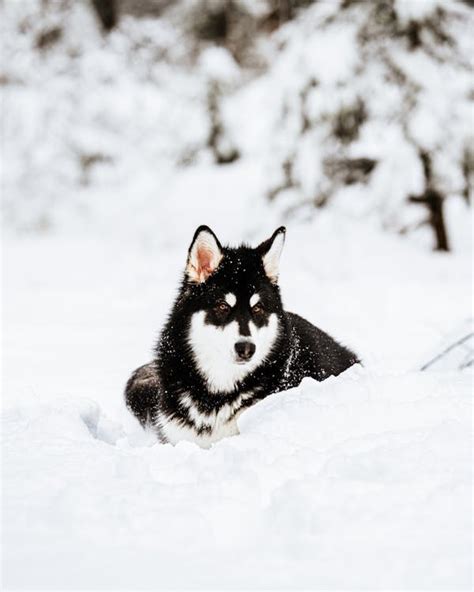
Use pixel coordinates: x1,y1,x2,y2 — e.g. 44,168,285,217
125,226,359,443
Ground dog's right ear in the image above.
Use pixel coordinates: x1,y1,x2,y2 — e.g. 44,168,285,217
186,226,223,283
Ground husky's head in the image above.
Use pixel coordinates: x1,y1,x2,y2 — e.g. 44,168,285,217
182,225,286,393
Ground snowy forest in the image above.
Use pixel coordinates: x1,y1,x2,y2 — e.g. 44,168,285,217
2,0,473,250
2,0,473,590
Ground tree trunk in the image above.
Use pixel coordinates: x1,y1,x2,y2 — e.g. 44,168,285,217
90,0,118,32
409,151,450,252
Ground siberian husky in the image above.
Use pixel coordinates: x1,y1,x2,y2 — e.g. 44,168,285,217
125,226,358,447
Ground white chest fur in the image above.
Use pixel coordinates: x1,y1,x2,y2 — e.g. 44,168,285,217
158,394,249,449
159,415,240,449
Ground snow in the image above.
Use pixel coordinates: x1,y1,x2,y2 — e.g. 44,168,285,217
2,0,473,589
3,194,472,588
199,47,240,85
224,0,474,247
2,368,471,589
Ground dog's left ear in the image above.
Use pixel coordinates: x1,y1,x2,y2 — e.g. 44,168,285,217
186,225,223,283
257,226,286,284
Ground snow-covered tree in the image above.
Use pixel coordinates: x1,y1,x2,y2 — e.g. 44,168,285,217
235,0,473,250
1,0,242,230
2,0,472,249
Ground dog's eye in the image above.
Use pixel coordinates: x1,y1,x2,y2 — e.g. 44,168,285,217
215,301,230,314
252,303,264,315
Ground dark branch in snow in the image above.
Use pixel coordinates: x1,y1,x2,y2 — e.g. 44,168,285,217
332,98,367,145
461,146,474,204
207,82,240,165
268,154,298,201
300,78,318,134
420,332,474,371
35,27,62,50
324,158,377,186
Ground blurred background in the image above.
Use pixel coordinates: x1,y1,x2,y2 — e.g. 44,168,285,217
2,0,473,245
2,0,473,410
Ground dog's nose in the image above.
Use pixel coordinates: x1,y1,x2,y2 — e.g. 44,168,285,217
234,341,256,361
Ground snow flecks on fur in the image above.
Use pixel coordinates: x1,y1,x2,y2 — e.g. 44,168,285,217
186,227,223,283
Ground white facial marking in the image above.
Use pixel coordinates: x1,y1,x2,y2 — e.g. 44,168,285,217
188,311,279,393
225,293,237,307
249,293,260,307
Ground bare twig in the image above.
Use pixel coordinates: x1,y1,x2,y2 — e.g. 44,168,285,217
420,332,473,371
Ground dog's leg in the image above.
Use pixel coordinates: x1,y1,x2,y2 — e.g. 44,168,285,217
125,363,161,427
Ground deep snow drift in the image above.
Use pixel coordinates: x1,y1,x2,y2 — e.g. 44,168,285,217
2,369,472,589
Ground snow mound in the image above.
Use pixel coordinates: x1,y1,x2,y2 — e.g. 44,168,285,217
2,370,471,589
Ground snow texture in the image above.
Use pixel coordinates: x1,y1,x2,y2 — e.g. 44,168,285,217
2,369,472,589
224,0,473,249
1,0,473,589
3,205,472,589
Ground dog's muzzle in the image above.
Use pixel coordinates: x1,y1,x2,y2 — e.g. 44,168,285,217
234,340,256,362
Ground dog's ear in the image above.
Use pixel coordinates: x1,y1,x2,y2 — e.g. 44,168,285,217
186,226,223,283
257,226,286,284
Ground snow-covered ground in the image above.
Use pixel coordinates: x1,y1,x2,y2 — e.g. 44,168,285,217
2,370,471,590
2,161,473,589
